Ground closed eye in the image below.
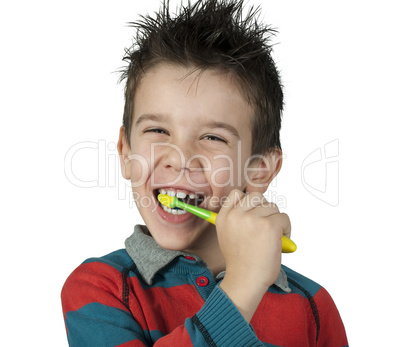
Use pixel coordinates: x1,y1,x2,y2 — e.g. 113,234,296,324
144,127,169,135
202,134,227,143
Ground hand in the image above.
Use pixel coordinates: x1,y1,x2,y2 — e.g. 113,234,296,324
216,189,291,322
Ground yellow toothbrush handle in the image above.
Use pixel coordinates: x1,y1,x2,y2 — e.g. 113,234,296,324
281,235,297,253
157,194,296,253
207,211,296,253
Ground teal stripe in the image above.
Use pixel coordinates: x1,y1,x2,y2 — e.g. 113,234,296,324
65,302,146,346
66,302,173,345
196,286,262,346
82,249,134,270
82,251,194,290
149,329,165,342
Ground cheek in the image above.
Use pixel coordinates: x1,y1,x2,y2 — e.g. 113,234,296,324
209,157,238,188
128,148,152,184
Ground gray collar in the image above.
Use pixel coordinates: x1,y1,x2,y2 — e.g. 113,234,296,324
125,224,291,293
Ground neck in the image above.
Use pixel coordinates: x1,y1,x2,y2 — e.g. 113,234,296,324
185,231,226,277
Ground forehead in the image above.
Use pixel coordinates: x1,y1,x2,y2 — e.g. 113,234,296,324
133,63,255,133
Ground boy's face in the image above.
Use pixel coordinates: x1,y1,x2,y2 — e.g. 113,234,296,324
118,63,280,253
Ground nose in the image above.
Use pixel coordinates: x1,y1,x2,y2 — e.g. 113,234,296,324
161,142,186,172
158,141,205,173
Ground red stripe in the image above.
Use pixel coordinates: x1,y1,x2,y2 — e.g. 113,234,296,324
61,262,130,320
62,261,204,334
251,292,316,346
154,325,193,346
127,275,204,333
115,327,193,346
314,287,348,346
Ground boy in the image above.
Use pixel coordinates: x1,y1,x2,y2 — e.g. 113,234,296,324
61,0,348,346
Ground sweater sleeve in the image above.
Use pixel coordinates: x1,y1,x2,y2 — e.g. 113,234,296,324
61,261,149,346
314,287,348,347
61,260,262,347
187,285,262,346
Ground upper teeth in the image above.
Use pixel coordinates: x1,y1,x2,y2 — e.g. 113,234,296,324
159,188,197,199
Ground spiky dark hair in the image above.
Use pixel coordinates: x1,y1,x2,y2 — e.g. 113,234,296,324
120,0,283,155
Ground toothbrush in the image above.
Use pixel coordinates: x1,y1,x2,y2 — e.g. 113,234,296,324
158,194,297,253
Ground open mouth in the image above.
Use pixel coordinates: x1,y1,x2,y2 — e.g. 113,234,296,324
154,188,205,215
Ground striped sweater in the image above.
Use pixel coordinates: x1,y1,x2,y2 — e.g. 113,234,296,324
61,225,348,346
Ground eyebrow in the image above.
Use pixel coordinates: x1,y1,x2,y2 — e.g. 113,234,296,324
135,113,240,139
134,113,166,127
202,120,240,139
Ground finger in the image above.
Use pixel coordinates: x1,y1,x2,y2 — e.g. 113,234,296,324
236,191,263,211
216,189,245,220
240,192,279,213
266,213,291,239
222,189,245,209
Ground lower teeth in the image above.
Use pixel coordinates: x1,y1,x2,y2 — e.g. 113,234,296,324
161,205,187,215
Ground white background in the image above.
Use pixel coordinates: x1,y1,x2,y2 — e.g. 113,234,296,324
1,0,401,345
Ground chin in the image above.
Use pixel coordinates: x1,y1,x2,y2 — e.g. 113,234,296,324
151,230,197,252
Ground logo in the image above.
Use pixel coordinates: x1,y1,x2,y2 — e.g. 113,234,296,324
301,139,339,206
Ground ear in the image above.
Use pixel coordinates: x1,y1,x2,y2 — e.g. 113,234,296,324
243,148,283,194
117,126,131,180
